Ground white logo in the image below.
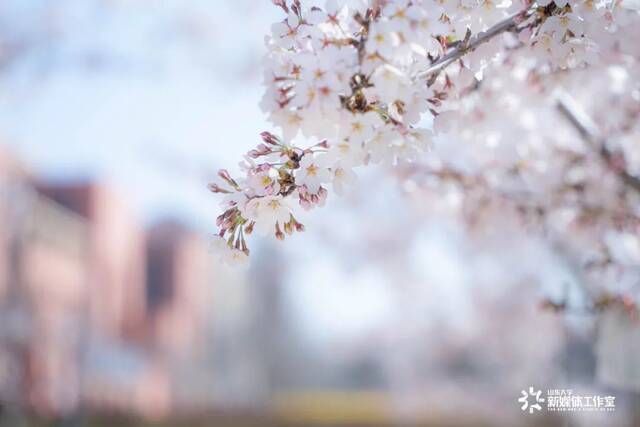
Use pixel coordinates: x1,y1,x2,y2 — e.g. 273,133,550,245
519,386,545,414
518,388,615,414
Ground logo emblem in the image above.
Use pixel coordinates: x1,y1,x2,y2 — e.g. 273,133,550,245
519,386,545,414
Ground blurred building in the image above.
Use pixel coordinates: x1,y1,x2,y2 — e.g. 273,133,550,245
37,182,147,341
0,148,218,420
146,222,212,359
0,147,90,416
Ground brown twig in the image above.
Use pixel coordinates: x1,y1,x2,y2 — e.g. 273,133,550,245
414,7,535,82
556,94,640,194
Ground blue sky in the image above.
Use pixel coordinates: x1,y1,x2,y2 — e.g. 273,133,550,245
0,0,280,229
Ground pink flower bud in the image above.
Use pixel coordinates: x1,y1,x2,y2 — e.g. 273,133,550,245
260,131,281,145
299,198,311,210
218,169,233,182
284,221,293,235
218,170,240,190
244,221,255,235
317,187,328,206
271,0,288,13
208,183,231,194
257,144,271,153
222,218,234,230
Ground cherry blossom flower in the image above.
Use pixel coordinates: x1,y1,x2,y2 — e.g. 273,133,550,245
339,111,382,145
210,236,249,268
242,195,293,235
295,154,333,193
542,14,585,39
332,162,357,195
271,13,303,49
368,64,411,105
367,21,399,58
327,137,366,167
246,168,281,196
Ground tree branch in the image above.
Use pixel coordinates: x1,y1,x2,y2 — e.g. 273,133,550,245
414,8,533,81
556,94,640,194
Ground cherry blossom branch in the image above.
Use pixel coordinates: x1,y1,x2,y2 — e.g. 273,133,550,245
414,7,535,81
208,0,621,266
556,95,640,194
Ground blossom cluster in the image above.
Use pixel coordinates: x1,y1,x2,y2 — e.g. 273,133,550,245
210,0,625,266
402,3,640,309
